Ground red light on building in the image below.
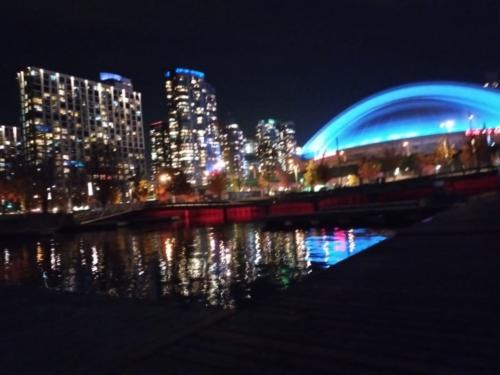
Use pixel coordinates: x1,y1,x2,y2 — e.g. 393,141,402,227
465,127,500,136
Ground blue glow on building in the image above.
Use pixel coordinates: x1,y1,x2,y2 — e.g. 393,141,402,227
301,82,500,159
35,124,51,133
63,160,85,168
165,68,205,79
99,72,124,82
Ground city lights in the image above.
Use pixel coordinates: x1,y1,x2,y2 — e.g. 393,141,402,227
256,119,297,176
158,173,171,184
15,67,145,210
152,68,221,186
2,5,500,375
1,67,499,215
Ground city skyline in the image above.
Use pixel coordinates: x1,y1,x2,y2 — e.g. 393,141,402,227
1,1,500,144
1,4,500,373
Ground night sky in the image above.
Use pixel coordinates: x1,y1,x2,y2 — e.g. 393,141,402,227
1,0,499,144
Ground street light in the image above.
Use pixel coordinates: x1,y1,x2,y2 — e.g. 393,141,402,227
402,141,410,156
439,120,455,133
159,173,171,184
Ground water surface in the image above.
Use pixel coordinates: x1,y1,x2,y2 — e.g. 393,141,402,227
0,223,389,308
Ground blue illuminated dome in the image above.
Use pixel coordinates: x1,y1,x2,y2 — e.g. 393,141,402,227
301,82,500,159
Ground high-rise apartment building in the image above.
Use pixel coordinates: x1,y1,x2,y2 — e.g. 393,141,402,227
0,125,20,178
17,67,146,206
256,119,280,176
256,119,297,177
159,67,221,186
221,123,247,187
150,120,169,177
243,139,259,180
277,121,298,174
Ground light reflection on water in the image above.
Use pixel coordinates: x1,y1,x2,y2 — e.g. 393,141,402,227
0,223,389,308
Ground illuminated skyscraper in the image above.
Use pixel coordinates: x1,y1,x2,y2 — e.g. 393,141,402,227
256,119,279,176
256,119,297,176
150,120,169,177
277,121,298,173
17,67,146,206
162,68,222,186
243,139,259,180
221,123,247,186
0,125,20,178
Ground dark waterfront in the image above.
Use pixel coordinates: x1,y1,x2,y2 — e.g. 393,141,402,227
0,223,388,308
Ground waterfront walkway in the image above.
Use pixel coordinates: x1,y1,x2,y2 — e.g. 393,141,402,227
2,193,500,374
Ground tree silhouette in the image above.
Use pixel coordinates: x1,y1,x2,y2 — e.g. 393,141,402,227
316,162,330,185
417,154,436,176
434,137,455,172
358,157,381,184
170,171,192,195
276,169,292,188
207,172,227,200
380,148,402,180
133,179,151,202
473,134,492,168
228,173,242,192
459,142,474,171
304,160,317,187
66,164,88,208
400,153,419,175
2,163,38,211
86,144,121,207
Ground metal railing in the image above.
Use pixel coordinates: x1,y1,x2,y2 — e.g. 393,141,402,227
75,202,145,225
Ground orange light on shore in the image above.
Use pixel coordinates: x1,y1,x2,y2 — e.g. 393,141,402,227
159,173,171,184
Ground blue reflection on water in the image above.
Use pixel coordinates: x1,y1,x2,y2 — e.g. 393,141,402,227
305,228,388,267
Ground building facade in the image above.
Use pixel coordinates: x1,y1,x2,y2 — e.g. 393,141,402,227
17,67,146,208
150,120,169,177
159,67,222,186
0,125,20,179
256,119,279,176
277,121,298,174
256,119,297,177
221,123,247,188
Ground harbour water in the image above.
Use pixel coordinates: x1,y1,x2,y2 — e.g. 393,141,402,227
0,223,389,308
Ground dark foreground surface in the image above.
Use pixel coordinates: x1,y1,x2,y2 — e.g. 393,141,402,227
2,193,500,374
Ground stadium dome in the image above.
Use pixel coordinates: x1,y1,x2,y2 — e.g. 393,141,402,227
301,82,500,159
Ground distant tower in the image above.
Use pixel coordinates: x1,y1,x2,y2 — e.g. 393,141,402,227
163,68,221,186
222,123,247,187
0,124,20,179
256,119,280,176
150,120,169,178
277,121,298,173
